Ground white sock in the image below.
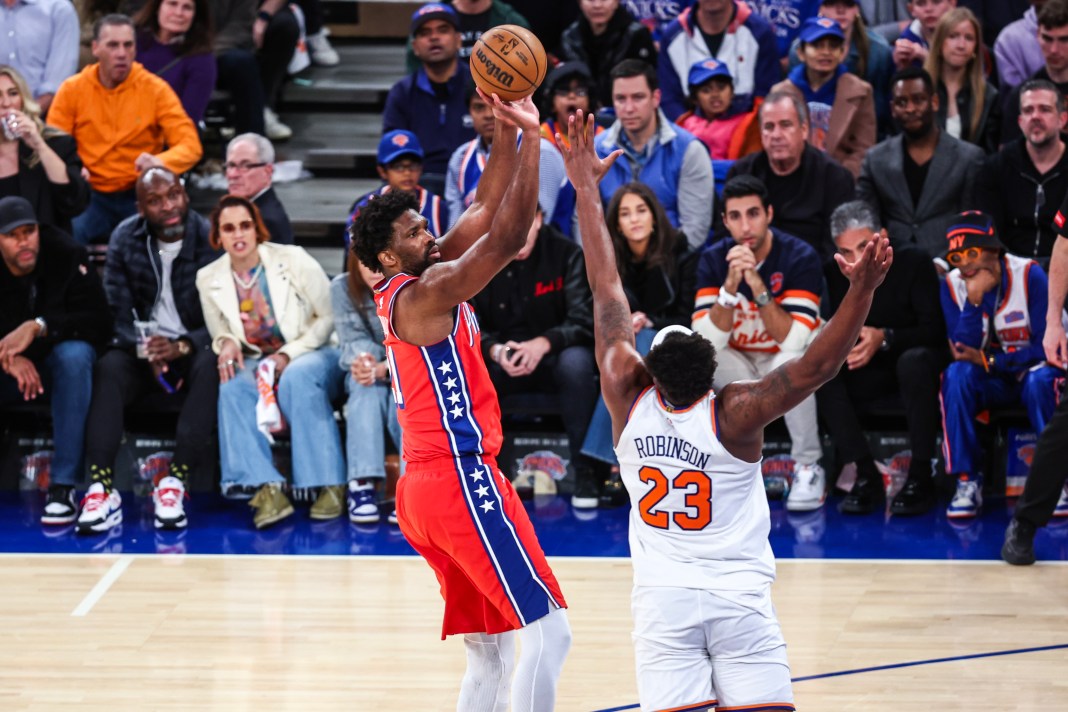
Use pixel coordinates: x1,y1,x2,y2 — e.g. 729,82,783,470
511,608,572,712
457,631,515,712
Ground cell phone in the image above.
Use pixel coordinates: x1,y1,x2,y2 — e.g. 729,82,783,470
503,347,515,361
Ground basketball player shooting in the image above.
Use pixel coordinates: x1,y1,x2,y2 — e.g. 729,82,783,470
349,89,571,712
557,110,892,712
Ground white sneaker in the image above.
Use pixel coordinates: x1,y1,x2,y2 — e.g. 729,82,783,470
1053,484,1068,518
77,483,123,534
786,463,826,512
307,29,340,66
153,476,188,530
947,477,982,519
263,108,292,141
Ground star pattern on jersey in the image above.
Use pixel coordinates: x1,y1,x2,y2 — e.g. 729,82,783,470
468,468,484,482
475,484,489,498
438,361,453,375
479,500,495,513
451,404,465,419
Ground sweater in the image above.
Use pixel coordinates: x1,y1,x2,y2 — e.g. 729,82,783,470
136,31,218,123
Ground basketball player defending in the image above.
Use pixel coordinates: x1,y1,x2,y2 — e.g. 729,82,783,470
558,110,892,712
350,90,570,712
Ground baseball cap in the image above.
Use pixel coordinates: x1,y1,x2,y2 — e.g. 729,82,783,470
0,196,37,234
545,61,593,93
799,16,846,44
945,211,1004,253
687,58,733,89
377,130,424,166
410,2,459,35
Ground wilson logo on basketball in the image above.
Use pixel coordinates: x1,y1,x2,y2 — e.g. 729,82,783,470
475,47,516,87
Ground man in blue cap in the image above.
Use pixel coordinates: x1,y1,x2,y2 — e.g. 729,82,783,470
346,129,447,245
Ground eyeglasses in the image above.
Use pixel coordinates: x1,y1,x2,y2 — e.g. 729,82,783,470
946,247,985,265
553,86,589,98
224,161,268,172
386,161,421,173
220,220,254,234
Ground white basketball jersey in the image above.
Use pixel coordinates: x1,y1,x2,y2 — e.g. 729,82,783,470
615,386,776,592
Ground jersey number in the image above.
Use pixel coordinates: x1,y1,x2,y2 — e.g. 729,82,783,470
637,466,712,531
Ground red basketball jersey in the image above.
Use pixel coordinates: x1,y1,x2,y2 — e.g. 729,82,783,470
375,273,504,464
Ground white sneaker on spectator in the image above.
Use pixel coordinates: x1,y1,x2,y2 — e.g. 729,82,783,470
77,483,122,534
153,476,188,530
947,477,982,519
307,28,340,66
264,108,292,141
41,485,77,525
1053,484,1068,518
786,463,826,512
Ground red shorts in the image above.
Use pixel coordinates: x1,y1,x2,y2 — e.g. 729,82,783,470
396,454,567,639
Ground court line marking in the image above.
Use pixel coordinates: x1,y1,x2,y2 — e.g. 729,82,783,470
70,555,133,617
592,643,1068,712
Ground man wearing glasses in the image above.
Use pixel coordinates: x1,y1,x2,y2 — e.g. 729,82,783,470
939,210,1063,521
224,133,294,244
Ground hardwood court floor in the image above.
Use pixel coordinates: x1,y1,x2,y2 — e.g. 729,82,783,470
1,554,1066,711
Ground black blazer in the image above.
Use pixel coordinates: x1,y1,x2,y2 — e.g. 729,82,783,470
255,186,294,244
6,132,90,236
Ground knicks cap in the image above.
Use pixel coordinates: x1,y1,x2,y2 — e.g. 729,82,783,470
651,325,694,350
410,2,459,35
945,210,1004,253
687,58,733,89
799,16,845,44
377,130,425,165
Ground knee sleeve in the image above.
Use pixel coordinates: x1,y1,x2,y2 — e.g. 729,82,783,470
513,608,572,712
458,632,515,712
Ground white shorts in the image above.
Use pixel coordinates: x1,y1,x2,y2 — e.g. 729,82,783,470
631,585,794,712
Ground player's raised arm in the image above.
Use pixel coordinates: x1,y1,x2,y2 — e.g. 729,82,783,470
438,89,527,260
559,111,648,437
718,236,893,459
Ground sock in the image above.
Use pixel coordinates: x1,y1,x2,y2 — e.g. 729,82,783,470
89,464,113,492
169,462,190,483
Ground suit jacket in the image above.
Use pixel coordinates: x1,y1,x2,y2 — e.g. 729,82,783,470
10,132,89,236
857,132,984,258
771,71,876,178
254,187,294,245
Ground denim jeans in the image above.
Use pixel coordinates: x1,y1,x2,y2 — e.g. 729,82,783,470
343,373,403,481
581,327,655,465
218,348,346,490
71,189,136,245
0,341,95,486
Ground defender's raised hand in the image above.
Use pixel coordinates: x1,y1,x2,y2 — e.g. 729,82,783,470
834,234,892,292
557,110,622,188
477,88,540,131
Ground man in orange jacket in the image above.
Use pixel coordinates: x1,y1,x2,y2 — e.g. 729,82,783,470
49,13,202,245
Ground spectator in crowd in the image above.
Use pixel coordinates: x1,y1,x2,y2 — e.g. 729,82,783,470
893,0,957,70
858,67,984,259
960,0,1030,48
49,14,202,245
81,167,219,535
692,175,826,511
294,0,340,66
0,0,78,114
1002,189,1068,565
925,7,1000,153
675,58,763,162
539,61,602,153
348,130,447,246
404,0,530,73
579,182,698,502
445,84,565,230
1004,0,1068,146
133,0,218,124
210,0,300,140
773,16,876,177
788,0,895,138
471,205,600,509
858,0,910,41
596,59,713,250
0,65,89,236
0,196,110,526
995,1,1047,93
199,194,344,529
383,3,475,197
224,133,293,244
818,200,946,515
658,0,780,121
982,79,1068,266
330,251,404,525
557,0,657,111
939,210,1062,519
729,90,856,259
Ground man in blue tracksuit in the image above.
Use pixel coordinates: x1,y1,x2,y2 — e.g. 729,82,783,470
939,211,1064,520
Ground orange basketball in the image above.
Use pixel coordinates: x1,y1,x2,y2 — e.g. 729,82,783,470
470,25,547,102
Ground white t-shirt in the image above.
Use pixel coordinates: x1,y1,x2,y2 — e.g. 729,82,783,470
151,239,188,339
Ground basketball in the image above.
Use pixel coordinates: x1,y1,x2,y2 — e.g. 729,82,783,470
470,25,547,102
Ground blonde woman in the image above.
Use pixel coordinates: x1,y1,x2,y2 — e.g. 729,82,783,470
0,65,88,235
924,7,1000,153
197,194,346,529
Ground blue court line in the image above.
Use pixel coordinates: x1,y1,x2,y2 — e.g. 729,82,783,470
591,643,1068,712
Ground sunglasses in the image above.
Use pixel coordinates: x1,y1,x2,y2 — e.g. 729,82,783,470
946,247,986,265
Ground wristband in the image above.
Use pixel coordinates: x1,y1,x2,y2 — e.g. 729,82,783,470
717,290,740,308
256,10,272,22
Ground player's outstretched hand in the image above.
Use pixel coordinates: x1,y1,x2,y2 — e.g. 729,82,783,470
834,234,892,292
556,110,622,188
477,88,540,132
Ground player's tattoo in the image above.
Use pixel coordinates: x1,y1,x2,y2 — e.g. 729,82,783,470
597,300,633,347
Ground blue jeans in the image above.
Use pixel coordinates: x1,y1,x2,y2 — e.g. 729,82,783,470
218,348,346,490
581,328,656,465
0,341,96,485
343,373,403,480
71,189,137,245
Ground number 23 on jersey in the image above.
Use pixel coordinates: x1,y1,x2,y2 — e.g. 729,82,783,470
638,466,713,531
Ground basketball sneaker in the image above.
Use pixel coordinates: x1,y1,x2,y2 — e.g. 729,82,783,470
307,28,340,66
77,483,123,534
1053,484,1068,518
153,476,188,530
1001,518,1036,565
41,484,77,525
387,509,399,525
348,481,381,524
946,477,982,518
786,463,826,512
